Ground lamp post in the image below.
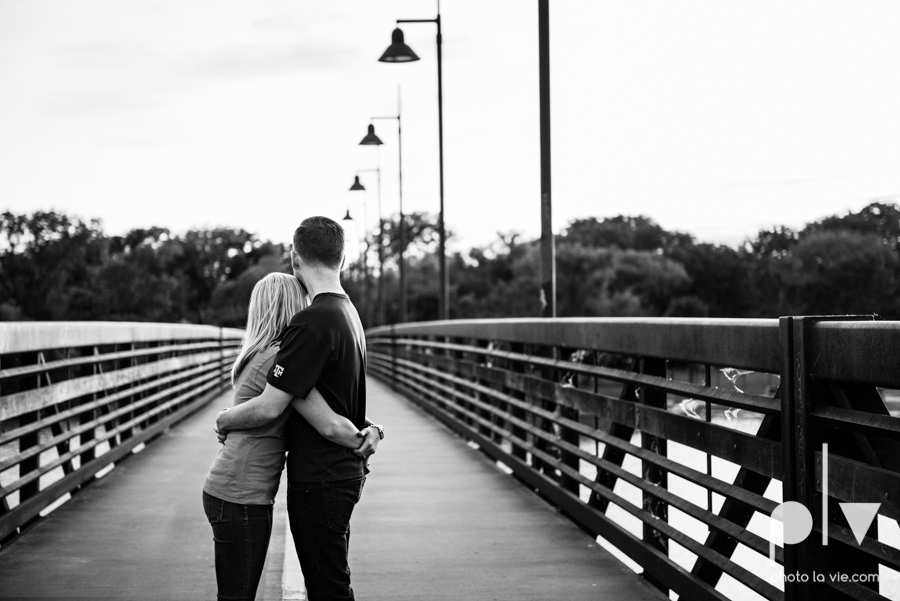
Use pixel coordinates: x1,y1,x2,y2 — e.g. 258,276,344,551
362,88,407,323
538,0,556,318
346,170,384,326
344,177,371,326
379,7,449,321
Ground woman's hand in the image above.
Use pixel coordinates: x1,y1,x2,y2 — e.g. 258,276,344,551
214,407,229,443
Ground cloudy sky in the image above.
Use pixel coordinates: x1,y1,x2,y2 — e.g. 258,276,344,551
2,0,900,251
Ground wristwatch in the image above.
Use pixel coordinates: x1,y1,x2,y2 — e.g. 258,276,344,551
368,424,385,440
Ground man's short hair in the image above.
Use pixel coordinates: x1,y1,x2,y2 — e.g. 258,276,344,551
293,216,345,270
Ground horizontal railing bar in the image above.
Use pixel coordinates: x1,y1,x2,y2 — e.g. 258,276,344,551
808,320,900,388
386,354,780,555
0,358,230,446
375,354,777,512
0,351,226,421
372,339,780,414
2,375,224,496
532,443,782,600
810,521,900,574
0,341,238,382
824,577,889,601
373,352,782,479
367,318,781,371
814,451,900,522
0,382,226,541
372,349,643,424
383,364,782,600
400,361,782,564
375,355,779,524
0,368,223,474
810,406,900,442
0,321,243,355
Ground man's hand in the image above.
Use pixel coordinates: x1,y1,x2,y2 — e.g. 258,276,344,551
354,427,380,458
215,407,230,444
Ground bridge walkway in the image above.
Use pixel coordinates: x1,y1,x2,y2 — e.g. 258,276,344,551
0,377,663,601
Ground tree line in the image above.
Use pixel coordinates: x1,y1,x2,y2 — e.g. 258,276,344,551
2,201,899,328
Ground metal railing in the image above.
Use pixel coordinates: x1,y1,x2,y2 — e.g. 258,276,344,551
0,322,242,542
367,317,900,601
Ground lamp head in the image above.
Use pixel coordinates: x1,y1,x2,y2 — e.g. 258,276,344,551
342,209,353,221
349,176,366,191
360,124,384,146
379,28,420,63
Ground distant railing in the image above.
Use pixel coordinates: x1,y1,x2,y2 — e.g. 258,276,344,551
0,322,242,542
367,317,900,601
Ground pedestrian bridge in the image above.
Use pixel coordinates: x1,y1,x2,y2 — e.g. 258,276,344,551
1,318,900,601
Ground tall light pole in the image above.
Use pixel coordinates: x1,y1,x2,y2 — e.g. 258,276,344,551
363,87,407,323
539,0,556,317
342,171,385,326
347,169,384,325
379,6,449,321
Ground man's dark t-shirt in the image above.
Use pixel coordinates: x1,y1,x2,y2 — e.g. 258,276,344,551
266,292,366,482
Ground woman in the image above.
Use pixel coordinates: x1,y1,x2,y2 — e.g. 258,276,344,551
202,272,367,601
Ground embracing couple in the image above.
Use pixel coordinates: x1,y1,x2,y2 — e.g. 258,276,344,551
202,216,383,601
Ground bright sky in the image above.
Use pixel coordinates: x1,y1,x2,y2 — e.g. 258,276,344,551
2,0,900,252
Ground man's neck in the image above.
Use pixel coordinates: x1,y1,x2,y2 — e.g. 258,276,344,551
304,274,344,300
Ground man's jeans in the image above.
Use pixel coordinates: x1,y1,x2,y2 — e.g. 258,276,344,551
202,491,273,601
287,477,365,601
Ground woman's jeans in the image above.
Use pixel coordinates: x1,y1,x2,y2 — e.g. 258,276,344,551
287,477,365,601
202,491,274,601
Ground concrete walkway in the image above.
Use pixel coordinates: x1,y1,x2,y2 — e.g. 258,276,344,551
350,379,664,601
0,394,227,600
0,377,664,601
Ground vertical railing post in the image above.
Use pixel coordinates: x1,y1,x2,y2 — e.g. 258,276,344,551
557,347,580,496
508,342,528,462
0,355,7,519
780,316,808,601
782,316,828,601
532,343,558,478
219,327,225,385
390,326,398,391
784,316,882,600
640,356,669,595
20,354,41,504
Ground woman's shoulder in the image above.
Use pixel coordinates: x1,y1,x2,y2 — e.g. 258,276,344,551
238,343,280,379
236,342,280,393
251,342,280,369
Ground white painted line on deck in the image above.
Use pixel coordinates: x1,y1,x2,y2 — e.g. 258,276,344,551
38,493,71,517
94,464,115,479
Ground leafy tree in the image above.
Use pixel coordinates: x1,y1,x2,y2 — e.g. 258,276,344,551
670,243,755,317
791,230,899,316
206,254,288,327
0,210,106,320
562,215,693,253
745,226,799,260
807,201,900,251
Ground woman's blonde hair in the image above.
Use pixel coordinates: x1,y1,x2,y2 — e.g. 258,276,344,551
231,272,306,385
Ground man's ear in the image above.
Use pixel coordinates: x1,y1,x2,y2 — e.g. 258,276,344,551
291,250,301,271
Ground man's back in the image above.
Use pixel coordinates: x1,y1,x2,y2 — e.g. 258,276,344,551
267,292,367,482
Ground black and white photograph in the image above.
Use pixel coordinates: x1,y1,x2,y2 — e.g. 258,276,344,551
2,2,900,600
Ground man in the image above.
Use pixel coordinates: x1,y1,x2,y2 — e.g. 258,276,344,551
216,216,381,601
